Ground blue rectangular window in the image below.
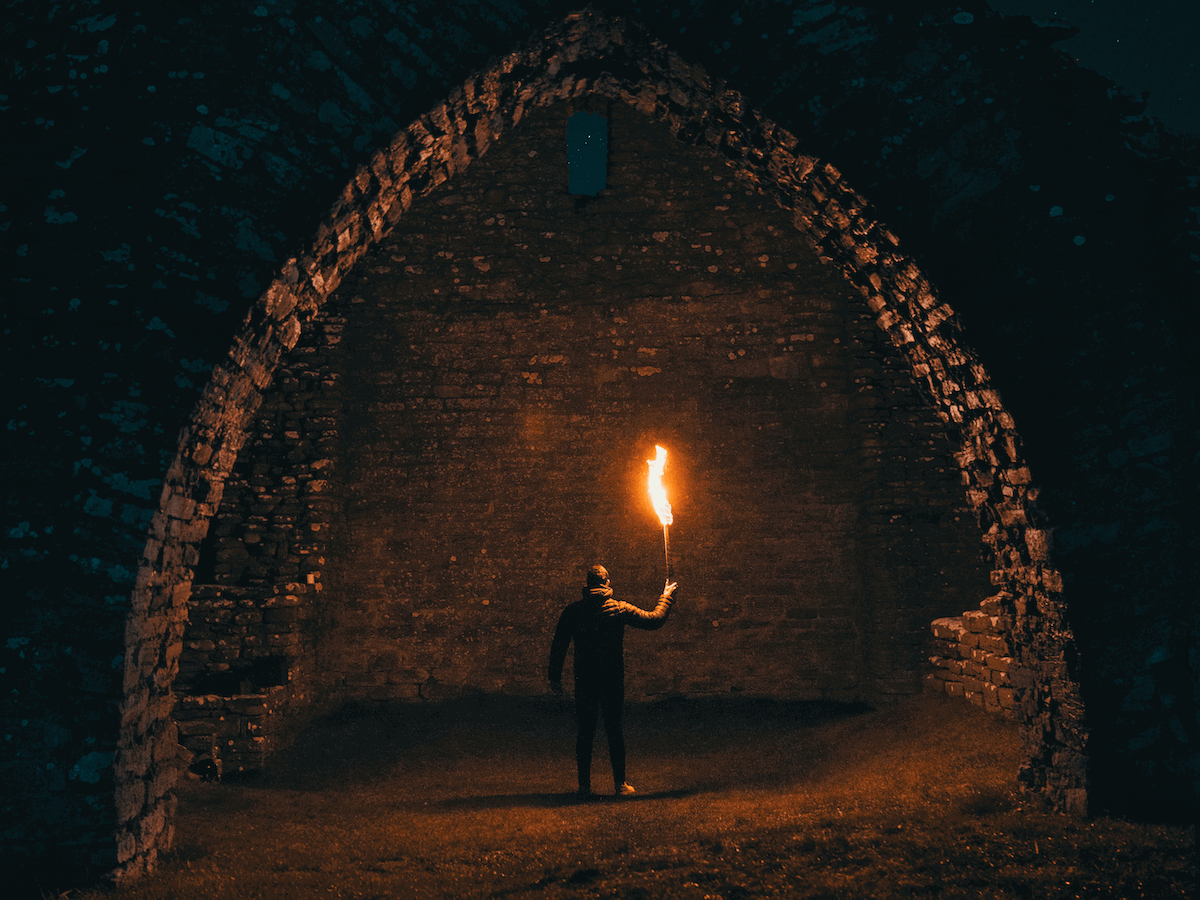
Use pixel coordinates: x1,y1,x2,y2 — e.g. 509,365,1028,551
567,111,608,196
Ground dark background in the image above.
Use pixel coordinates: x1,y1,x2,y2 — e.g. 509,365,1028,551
987,0,1198,136
2,0,1196,888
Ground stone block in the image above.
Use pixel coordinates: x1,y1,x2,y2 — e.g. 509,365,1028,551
181,733,218,754
148,762,179,803
176,720,220,738
115,777,146,823
178,693,223,710
931,616,965,640
226,697,269,716
136,800,167,847
264,606,301,626
116,827,139,866
931,638,960,657
164,492,196,522
962,610,989,633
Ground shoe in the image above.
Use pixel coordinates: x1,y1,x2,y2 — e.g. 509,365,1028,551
616,782,636,796
576,787,595,800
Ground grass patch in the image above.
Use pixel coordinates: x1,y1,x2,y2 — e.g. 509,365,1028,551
54,694,1194,899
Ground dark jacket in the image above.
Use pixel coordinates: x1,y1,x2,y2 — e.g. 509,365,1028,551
548,586,674,683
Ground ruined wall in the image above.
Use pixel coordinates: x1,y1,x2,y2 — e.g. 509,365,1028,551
173,304,348,772
173,584,313,775
927,594,1019,718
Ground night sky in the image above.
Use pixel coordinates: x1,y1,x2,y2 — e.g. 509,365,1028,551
988,0,1199,135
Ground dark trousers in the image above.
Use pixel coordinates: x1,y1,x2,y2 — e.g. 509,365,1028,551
574,673,625,790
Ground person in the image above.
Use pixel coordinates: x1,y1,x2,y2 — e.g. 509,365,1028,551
548,564,678,798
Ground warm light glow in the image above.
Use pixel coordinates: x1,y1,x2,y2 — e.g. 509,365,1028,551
647,445,673,526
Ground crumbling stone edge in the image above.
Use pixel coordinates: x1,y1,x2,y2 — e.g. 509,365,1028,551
112,6,1087,881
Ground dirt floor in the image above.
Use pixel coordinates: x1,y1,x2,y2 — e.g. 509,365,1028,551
63,692,1194,899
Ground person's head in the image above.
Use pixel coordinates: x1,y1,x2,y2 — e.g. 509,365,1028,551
586,564,609,588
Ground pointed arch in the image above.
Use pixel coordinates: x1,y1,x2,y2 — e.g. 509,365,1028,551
113,7,1085,879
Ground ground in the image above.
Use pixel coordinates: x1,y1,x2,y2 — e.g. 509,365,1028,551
62,693,1194,899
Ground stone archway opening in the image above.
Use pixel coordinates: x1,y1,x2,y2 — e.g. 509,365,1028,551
171,97,995,770
113,9,1085,880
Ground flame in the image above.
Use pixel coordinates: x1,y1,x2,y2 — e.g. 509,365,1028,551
647,445,673,526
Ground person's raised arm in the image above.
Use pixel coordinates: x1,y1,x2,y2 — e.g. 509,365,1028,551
619,581,678,629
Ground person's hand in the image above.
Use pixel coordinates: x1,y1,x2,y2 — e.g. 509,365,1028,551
663,581,678,598
550,679,563,696
601,598,621,617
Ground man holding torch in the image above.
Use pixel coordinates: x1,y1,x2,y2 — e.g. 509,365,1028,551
547,445,680,798
548,565,678,798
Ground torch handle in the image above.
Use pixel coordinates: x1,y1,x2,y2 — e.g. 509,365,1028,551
663,523,673,582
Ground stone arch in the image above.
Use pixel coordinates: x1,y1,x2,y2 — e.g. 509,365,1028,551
113,8,1086,879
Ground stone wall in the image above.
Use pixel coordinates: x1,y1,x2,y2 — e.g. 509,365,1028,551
108,7,1084,879
178,586,307,689
173,684,298,777
170,304,348,771
308,98,991,707
185,97,988,727
199,307,345,591
173,584,313,775
926,594,1019,719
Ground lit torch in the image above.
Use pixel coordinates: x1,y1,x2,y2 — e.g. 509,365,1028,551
647,445,673,581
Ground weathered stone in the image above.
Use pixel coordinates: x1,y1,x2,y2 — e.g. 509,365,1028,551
931,616,965,640
962,610,991,633
977,634,1010,655
986,654,1014,673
